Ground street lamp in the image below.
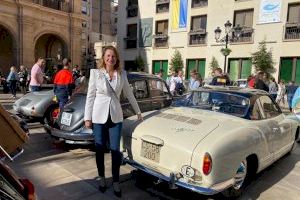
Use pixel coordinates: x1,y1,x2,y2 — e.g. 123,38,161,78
214,20,243,73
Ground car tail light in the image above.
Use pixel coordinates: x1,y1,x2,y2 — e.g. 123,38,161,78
52,108,60,120
202,153,212,175
20,179,36,200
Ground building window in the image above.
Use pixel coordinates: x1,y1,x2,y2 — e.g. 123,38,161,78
153,60,168,79
186,59,206,79
279,57,300,84
191,0,208,8
34,0,70,12
125,24,137,49
189,15,207,45
284,4,300,40
153,20,169,48
156,0,170,13
127,0,138,18
228,58,252,81
233,9,254,43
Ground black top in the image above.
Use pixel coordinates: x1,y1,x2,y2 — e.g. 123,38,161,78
211,75,231,86
255,79,269,92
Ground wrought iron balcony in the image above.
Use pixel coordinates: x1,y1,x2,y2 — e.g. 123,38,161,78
191,0,208,8
124,37,137,49
31,0,70,12
284,23,300,40
188,29,207,45
127,4,138,17
156,0,170,13
231,27,254,43
153,34,168,48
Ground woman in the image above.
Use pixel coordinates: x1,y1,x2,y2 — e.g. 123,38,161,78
84,46,142,198
6,66,19,98
268,77,278,100
276,80,286,106
188,69,201,91
18,65,28,94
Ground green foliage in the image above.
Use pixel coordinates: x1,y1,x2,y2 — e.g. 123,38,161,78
209,56,220,75
134,55,145,72
170,50,184,72
220,48,232,56
251,40,276,76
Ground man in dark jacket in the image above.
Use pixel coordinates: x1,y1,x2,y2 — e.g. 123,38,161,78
254,72,269,92
211,68,230,86
53,58,74,110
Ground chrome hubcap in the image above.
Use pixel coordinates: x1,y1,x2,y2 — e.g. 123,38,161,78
233,161,247,190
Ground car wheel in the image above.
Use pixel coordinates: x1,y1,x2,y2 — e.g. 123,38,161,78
222,160,248,199
43,105,59,126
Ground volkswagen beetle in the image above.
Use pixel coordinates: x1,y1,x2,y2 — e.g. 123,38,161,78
121,86,299,198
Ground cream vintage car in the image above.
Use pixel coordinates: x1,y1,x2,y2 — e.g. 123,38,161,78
121,86,299,198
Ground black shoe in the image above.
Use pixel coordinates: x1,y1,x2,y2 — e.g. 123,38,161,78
98,177,107,193
113,182,122,198
98,185,107,193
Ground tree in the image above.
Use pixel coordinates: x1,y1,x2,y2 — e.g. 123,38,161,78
134,55,145,72
170,50,183,72
251,40,276,76
209,56,220,76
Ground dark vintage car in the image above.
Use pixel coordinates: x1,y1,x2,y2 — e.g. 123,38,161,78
44,72,173,144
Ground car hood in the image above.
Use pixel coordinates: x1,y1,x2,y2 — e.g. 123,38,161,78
123,107,222,152
14,90,54,107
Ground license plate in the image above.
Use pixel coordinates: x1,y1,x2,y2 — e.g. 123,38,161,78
61,112,72,126
141,141,161,163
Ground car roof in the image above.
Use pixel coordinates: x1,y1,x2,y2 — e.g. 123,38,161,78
193,85,268,98
127,72,162,80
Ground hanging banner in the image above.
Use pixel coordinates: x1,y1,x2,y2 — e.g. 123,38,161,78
172,0,188,30
258,0,282,24
139,18,153,47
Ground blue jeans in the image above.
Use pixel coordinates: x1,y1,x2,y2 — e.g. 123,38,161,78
30,85,41,92
93,116,123,182
9,80,17,96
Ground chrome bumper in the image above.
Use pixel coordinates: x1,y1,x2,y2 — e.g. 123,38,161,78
123,158,233,195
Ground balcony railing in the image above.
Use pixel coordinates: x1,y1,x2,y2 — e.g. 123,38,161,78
156,0,170,13
189,29,207,45
191,0,208,8
153,34,168,48
232,27,254,43
284,23,300,40
31,0,70,12
124,37,137,49
127,4,138,17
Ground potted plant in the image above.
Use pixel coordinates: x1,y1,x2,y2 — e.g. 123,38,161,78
220,48,232,56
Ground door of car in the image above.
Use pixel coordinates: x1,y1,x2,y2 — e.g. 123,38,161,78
121,79,152,118
258,95,292,160
148,79,172,110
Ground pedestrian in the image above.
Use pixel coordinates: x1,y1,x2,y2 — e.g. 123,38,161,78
247,75,255,88
84,46,142,198
268,77,278,100
254,72,269,92
29,58,45,92
276,80,286,106
210,67,230,86
286,81,298,112
75,70,86,87
6,66,19,98
168,70,177,95
188,69,201,91
53,58,74,110
72,64,80,82
155,69,164,89
18,65,28,94
174,70,185,95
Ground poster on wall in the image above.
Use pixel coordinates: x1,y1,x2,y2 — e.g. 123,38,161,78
171,0,188,31
139,18,153,47
258,0,282,24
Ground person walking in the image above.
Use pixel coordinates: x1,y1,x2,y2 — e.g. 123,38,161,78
84,46,142,198
210,68,230,86
6,66,19,98
254,72,269,92
188,69,201,91
18,65,28,94
53,58,74,110
268,77,278,100
286,81,298,112
29,58,45,92
276,80,286,106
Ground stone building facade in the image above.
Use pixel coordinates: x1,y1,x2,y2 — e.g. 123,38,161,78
0,0,86,75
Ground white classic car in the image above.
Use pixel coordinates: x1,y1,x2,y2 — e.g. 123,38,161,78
121,86,299,198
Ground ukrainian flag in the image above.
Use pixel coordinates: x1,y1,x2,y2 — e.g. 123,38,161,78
172,0,188,30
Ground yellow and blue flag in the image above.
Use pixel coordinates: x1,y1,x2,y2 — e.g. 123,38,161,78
172,0,188,30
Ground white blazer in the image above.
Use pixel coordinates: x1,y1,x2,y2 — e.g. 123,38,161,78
84,68,141,124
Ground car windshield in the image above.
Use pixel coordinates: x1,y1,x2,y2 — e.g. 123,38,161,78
173,91,250,118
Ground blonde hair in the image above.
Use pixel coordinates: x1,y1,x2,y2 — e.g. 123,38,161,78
10,66,16,72
97,46,121,73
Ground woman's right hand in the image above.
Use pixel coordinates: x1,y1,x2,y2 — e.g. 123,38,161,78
85,120,92,129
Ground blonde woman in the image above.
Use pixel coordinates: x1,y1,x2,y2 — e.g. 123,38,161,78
6,66,19,98
84,46,142,197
